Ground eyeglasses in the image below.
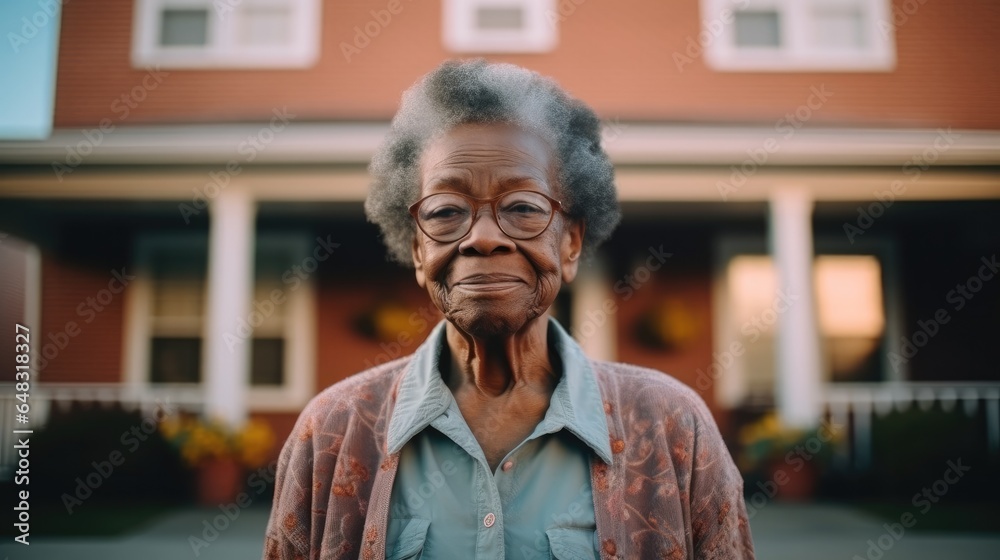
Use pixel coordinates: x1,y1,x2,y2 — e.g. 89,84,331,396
408,190,563,243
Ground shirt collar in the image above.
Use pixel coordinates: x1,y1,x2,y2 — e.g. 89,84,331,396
386,316,613,465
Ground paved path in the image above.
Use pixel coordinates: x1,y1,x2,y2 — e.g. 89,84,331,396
750,503,1000,560
0,507,269,560
2,503,999,559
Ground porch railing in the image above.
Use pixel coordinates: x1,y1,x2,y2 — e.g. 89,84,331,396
0,383,205,480
822,382,1000,469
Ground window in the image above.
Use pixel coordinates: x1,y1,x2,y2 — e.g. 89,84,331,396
125,233,315,411
146,240,207,384
700,0,895,71
132,0,321,68
443,0,557,53
713,236,902,408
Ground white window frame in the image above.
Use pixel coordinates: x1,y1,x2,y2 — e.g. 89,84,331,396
132,0,321,69
123,232,315,412
700,0,895,72
443,0,558,53
711,234,904,409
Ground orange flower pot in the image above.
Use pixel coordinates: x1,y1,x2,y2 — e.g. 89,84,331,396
196,456,244,506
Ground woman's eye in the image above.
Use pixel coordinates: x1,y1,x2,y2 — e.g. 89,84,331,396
504,203,543,214
427,206,466,219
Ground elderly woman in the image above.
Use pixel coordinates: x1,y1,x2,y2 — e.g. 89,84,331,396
264,60,754,560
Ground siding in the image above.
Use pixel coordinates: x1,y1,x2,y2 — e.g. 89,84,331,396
53,0,1000,129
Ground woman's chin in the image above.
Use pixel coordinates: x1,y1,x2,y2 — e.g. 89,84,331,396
445,305,540,339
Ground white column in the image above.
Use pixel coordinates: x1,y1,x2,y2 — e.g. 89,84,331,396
769,188,822,429
571,258,616,361
202,188,256,427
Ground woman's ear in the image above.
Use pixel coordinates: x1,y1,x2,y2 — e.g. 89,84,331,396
560,219,585,284
412,236,427,288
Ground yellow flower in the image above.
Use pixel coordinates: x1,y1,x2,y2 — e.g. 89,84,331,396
161,415,276,468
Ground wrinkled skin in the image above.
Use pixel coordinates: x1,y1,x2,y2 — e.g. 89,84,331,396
411,122,584,469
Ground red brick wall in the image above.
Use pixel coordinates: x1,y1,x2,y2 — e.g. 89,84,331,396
613,270,729,432
314,271,437,392
38,254,125,383
54,0,1000,129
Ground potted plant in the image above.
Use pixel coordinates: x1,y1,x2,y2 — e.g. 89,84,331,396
160,415,275,506
737,412,842,501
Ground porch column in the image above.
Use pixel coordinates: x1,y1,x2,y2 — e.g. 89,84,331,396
203,188,256,427
571,258,616,361
768,188,822,429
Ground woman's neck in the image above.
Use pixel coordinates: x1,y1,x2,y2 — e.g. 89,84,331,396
443,315,559,400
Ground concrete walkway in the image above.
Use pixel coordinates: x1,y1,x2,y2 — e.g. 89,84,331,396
0,507,269,560
2,503,999,559
750,503,1000,560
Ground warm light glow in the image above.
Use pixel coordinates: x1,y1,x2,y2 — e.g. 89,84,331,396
728,255,777,323
727,254,885,337
815,255,885,337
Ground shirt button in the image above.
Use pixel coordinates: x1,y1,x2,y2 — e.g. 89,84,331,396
483,512,496,528
501,460,514,472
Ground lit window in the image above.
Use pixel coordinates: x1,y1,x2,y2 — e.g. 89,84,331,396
723,254,888,403
700,0,895,71
443,0,558,53
133,0,320,68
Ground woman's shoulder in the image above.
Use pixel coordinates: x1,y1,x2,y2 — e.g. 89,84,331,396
589,359,713,419
296,355,414,430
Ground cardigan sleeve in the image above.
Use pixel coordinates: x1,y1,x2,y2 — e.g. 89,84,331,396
688,395,756,559
263,407,318,560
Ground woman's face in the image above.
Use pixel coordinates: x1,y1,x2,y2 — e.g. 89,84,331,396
411,122,583,338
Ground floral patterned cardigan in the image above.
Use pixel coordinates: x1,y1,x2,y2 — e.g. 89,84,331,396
263,337,755,560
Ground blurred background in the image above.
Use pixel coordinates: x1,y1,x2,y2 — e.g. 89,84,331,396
1,0,999,558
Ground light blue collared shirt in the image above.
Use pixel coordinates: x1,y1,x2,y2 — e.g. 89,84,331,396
384,317,612,559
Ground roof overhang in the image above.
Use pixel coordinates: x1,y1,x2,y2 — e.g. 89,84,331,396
1,122,998,167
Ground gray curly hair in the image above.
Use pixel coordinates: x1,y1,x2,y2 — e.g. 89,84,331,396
364,59,621,265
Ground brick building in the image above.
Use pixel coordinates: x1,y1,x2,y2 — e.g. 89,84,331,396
1,0,999,476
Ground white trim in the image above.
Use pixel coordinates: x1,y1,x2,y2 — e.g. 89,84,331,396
701,0,895,72
122,230,315,414
124,233,206,391
2,124,996,167
443,0,557,53
712,230,908,409
571,256,616,361
712,236,763,408
132,0,321,69
245,234,316,412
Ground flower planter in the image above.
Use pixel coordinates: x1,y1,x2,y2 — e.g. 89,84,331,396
196,456,244,506
768,459,818,502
